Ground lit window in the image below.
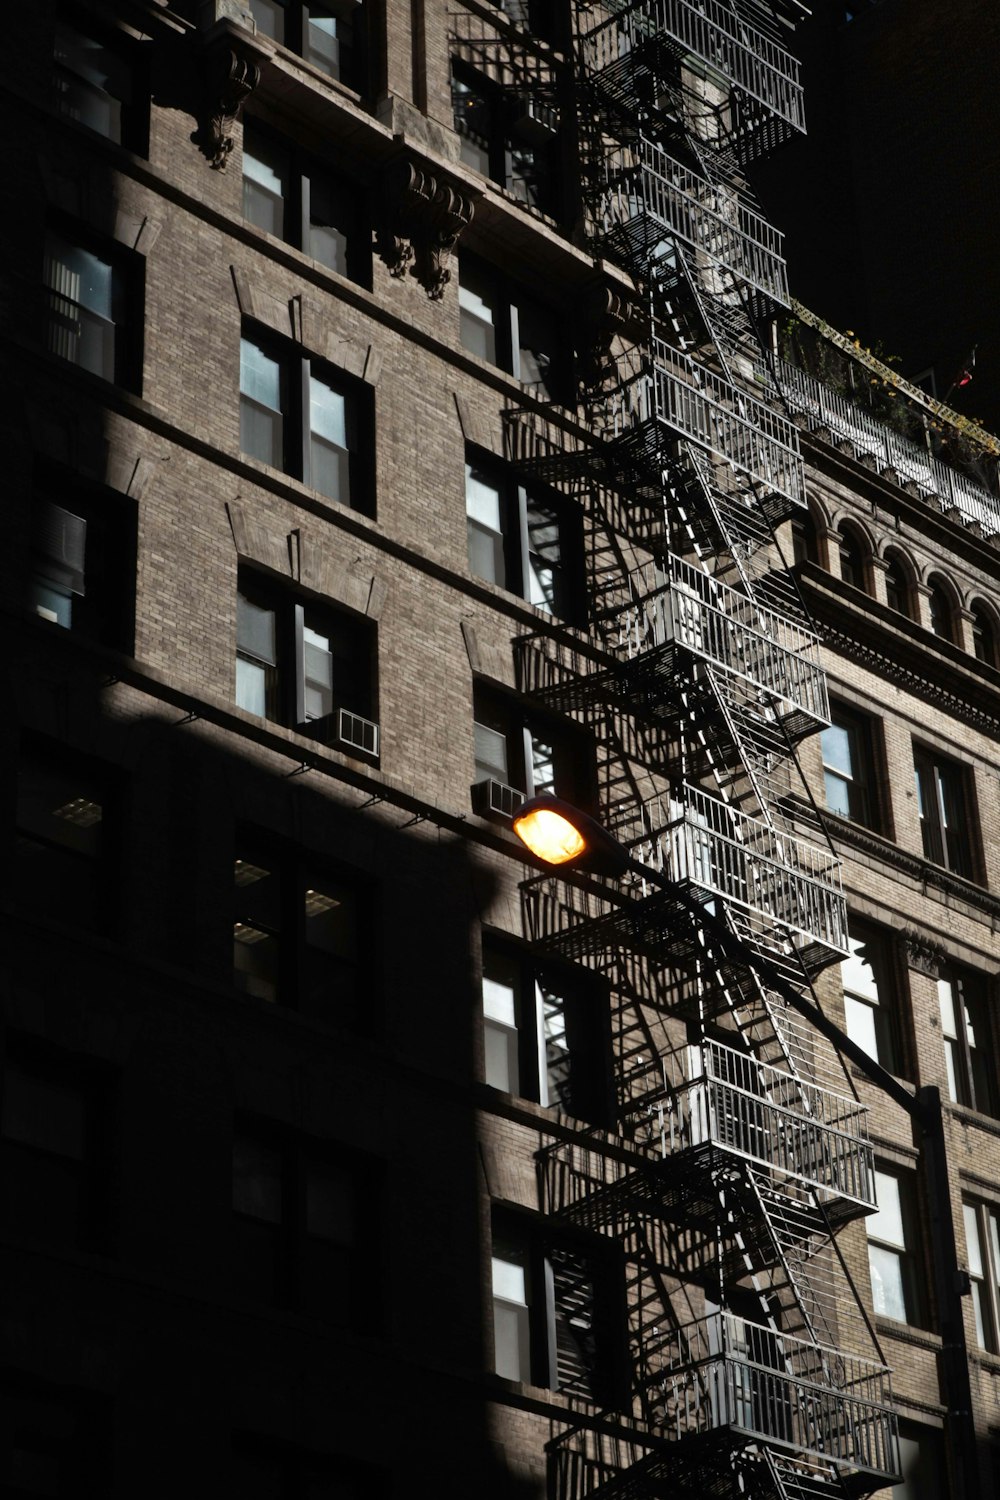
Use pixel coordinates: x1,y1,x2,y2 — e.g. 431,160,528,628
248,1,365,90
465,458,582,618
963,1200,1000,1353
913,746,974,877
458,258,566,401
242,123,366,283
939,967,997,1116
235,572,378,754
481,940,611,1124
841,925,902,1074
239,333,370,512
867,1169,923,1325
44,231,139,389
820,705,879,828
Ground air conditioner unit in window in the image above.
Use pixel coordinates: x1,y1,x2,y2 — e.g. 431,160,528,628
334,708,380,758
510,94,559,141
472,778,525,822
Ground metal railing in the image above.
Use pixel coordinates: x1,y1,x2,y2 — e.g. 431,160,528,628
600,341,804,505
598,141,789,305
662,1038,875,1207
779,358,1000,539
616,553,828,726
650,1312,898,1481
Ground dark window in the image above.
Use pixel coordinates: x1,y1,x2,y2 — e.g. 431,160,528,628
247,1,365,91
481,939,612,1126
465,456,583,618
53,13,145,153
14,744,112,932
837,524,867,591
242,122,368,285
790,510,818,566
867,1168,924,1326
28,476,135,649
452,64,559,216
939,967,997,1116
484,0,564,43
883,550,912,617
927,576,955,642
971,603,999,668
231,1125,372,1321
820,704,879,828
44,229,141,390
913,746,974,877
233,845,368,1026
235,570,378,755
491,1212,625,1404
0,1040,112,1254
459,257,567,402
962,1201,1000,1354
0,1374,110,1499
473,686,592,810
893,1422,945,1500
841,924,903,1076
239,331,372,513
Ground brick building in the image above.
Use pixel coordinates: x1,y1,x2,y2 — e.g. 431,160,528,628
0,3,998,1499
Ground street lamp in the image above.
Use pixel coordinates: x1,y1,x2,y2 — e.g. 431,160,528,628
513,794,980,1500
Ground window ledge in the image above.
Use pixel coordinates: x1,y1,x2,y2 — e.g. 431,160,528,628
872,1317,941,1352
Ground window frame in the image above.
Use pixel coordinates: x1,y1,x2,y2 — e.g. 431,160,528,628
52,9,148,155
246,0,368,93
836,522,868,592
13,739,117,934
472,684,594,812
970,601,999,669
913,744,976,878
866,1166,925,1327
235,567,379,754
841,922,904,1076
926,574,956,644
458,256,569,403
451,61,560,218
963,1199,1000,1355
480,935,613,1127
820,702,881,830
465,451,583,620
883,549,914,618
43,223,143,392
28,467,136,650
938,965,998,1117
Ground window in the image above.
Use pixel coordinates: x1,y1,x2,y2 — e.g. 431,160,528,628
0,1040,112,1253
883,550,913,617
233,845,368,1025
837,524,867,591
962,1200,1000,1353
232,1126,371,1320
459,257,567,402
44,230,140,389
242,123,367,284
841,924,903,1074
790,509,818,566
927,576,955,642
491,1213,625,1403
939,967,997,1116
820,705,879,827
473,687,592,816
239,332,371,512
14,744,111,931
235,572,378,754
892,1422,945,1500
481,939,612,1125
28,477,135,648
0,1374,110,1498
247,1,365,90
971,602,998,668
465,457,582,617
913,746,974,877
867,1168,923,1325
53,14,144,152
452,64,559,215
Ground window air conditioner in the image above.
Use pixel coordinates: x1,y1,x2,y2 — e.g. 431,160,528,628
334,708,380,758
472,778,525,822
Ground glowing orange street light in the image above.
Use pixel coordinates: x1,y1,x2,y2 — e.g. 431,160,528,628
511,796,632,877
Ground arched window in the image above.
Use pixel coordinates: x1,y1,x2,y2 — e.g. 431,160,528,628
838,525,866,591
927,576,955,643
971,604,999,668
883,551,912,618
791,509,818,566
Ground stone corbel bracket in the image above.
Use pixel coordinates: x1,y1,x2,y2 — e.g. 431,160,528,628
376,156,479,301
577,279,640,394
196,42,261,170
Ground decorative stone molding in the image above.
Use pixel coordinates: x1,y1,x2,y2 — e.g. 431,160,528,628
901,930,944,978
376,156,477,301
196,44,260,170
576,281,636,393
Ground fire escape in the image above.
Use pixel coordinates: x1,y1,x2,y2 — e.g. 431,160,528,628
457,2,902,1497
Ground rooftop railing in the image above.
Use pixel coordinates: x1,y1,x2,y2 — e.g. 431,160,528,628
779,358,1000,539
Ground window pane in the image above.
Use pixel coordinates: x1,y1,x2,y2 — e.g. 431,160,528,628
236,657,272,717
474,721,509,783
304,5,355,79
233,1137,283,1221
869,1170,905,1248
54,21,128,141
249,0,286,42
844,995,879,1061
240,341,284,467
242,136,288,238
309,377,351,504
240,339,282,410
484,1020,518,1094
821,723,853,778
307,175,351,275
237,593,277,663
516,299,557,398
529,734,556,796
525,496,563,615
17,764,103,858
868,1243,907,1321
302,624,334,721
234,857,280,1002
540,983,571,1111
459,277,498,364
306,1161,354,1243
453,76,493,177
44,235,116,379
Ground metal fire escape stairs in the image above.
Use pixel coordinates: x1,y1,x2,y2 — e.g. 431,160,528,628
472,4,901,1499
